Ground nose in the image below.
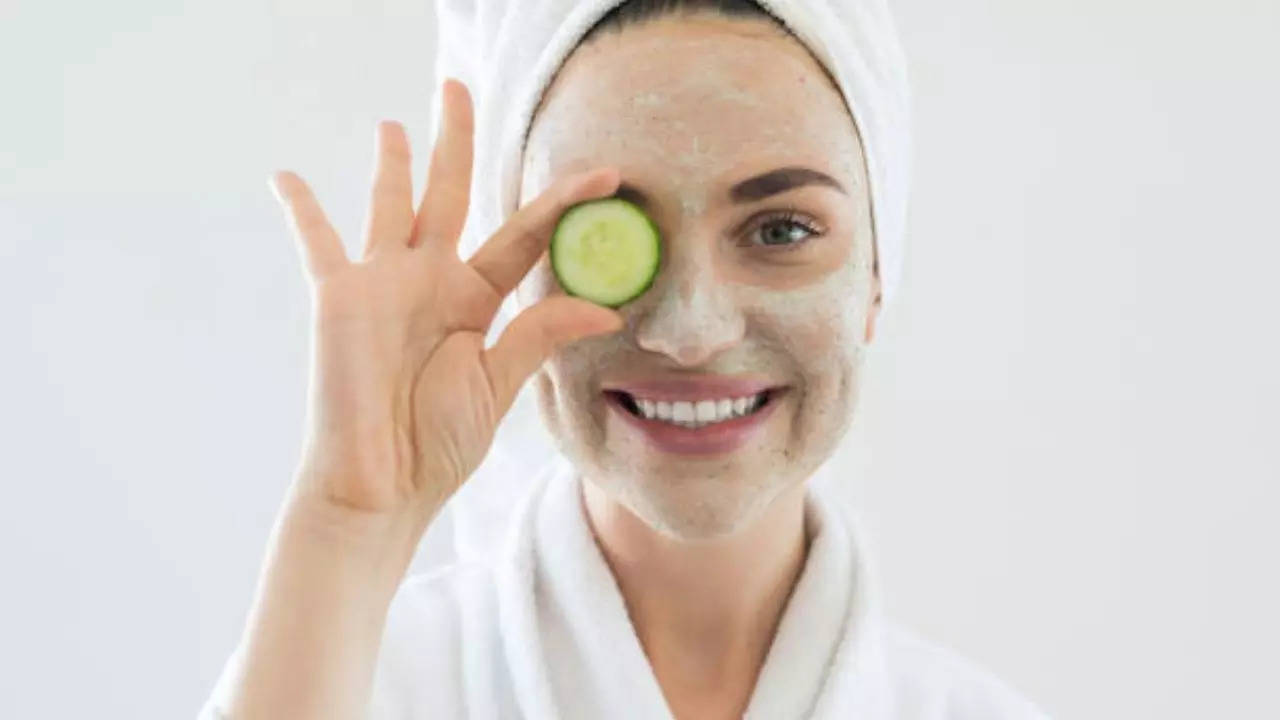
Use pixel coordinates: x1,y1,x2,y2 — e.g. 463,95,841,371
631,250,745,366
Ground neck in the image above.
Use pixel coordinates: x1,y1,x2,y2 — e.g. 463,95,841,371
580,479,811,709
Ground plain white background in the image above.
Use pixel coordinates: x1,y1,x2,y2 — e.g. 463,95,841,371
2,0,1277,717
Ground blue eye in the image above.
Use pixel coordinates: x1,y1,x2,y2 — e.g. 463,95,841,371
746,209,822,249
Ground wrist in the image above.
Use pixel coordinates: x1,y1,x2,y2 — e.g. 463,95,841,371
225,488,429,720
279,482,433,598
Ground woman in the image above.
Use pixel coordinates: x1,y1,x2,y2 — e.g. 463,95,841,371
201,1,1050,717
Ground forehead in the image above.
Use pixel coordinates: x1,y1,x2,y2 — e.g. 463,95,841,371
523,15,864,193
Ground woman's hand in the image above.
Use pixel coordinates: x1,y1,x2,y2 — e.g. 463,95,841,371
210,79,623,720
274,78,622,530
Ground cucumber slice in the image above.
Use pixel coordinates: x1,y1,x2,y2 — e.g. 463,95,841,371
550,197,661,307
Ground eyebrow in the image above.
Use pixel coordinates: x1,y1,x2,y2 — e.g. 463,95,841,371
611,166,846,210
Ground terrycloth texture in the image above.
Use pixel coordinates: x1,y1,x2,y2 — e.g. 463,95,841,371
357,453,1053,719
492,452,868,718
429,0,912,308
195,453,1052,718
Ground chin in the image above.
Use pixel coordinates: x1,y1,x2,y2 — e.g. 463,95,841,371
599,459,789,541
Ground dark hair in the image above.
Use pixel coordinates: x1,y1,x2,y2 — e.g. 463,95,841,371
580,0,792,43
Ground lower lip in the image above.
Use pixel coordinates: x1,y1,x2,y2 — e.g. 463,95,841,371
603,391,783,455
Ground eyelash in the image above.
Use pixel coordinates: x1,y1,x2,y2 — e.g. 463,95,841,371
742,206,824,250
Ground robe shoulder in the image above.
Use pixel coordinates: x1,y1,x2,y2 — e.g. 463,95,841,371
878,620,1053,720
370,560,511,719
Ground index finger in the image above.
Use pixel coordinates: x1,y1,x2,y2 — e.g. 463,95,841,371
466,167,620,296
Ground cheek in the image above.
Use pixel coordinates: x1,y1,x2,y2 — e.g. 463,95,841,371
541,331,628,421
750,265,869,395
760,288,864,454
786,309,860,394
756,265,863,345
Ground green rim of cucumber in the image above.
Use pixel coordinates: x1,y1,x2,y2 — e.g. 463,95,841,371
550,197,662,308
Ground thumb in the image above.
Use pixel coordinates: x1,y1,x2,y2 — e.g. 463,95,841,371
483,296,624,415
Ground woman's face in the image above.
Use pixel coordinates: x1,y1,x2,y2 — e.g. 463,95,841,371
516,14,880,539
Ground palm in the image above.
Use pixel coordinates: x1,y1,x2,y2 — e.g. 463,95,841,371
273,78,622,518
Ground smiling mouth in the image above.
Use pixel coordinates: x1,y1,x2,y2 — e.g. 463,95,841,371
604,389,778,429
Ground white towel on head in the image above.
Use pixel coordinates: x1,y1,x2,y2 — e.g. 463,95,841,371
430,0,912,308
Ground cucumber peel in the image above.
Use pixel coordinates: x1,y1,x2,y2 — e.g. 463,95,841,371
550,197,661,307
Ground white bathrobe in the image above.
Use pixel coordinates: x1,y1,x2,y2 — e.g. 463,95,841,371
362,454,1051,719
198,452,1052,718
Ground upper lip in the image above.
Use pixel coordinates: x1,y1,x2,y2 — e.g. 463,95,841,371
601,375,781,401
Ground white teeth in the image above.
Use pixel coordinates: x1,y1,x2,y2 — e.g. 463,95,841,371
717,398,733,418
626,392,770,428
656,401,672,420
672,401,695,422
695,400,717,423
